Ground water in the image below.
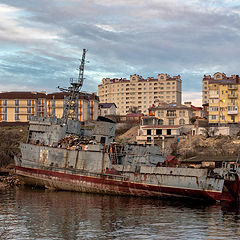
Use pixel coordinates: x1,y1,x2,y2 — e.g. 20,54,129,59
0,187,240,240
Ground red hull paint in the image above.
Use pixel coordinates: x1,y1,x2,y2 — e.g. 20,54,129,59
15,166,223,202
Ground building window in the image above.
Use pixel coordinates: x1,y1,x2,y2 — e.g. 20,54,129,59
3,100,7,106
2,114,7,121
27,115,32,121
209,107,218,112
169,119,174,125
27,100,32,106
15,100,19,106
15,114,20,121
158,119,163,125
167,129,171,135
15,107,19,113
179,119,185,125
27,107,32,114
147,137,151,143
156,129,162,135
209,115,218,120
147,129,151,135
167,110,176,117
2,107,7,114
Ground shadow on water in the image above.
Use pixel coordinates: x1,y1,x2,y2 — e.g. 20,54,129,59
1,186,240,239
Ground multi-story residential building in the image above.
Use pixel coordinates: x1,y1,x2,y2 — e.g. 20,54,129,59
136,103,193,145
0,92,46,123
208,75,240,125
98,73,182,115
46,92,99,121
202,72,239,105
0,91,99,124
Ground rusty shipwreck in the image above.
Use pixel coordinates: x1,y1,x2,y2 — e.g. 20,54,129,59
14,49,240,203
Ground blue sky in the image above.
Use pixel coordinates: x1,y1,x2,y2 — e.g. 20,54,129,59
1,0,240,105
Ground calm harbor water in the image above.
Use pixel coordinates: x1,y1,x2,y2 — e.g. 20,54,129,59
0,187,240,240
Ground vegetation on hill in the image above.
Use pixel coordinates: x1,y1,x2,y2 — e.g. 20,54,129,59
0,126,28,167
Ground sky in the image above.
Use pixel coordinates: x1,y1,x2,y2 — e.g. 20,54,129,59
1,0,240,106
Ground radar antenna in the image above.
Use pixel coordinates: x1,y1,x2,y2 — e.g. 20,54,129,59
58,49,87,122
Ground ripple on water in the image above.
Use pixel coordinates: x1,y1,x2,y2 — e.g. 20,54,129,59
0,188,240,240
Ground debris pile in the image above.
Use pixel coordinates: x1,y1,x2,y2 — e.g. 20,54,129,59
56,135,96,149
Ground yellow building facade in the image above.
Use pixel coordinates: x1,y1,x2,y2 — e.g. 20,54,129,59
0,92,46,123
0,91,99,124
208,77,240,124
46,92,99,121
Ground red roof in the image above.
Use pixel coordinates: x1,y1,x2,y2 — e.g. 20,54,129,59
0,91,46,99
191,105,202,111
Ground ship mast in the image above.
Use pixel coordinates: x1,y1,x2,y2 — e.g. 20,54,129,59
59,49,87,122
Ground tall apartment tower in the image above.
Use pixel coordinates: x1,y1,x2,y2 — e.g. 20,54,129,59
98,73,182,115
202,72,236,104
202,72,240,124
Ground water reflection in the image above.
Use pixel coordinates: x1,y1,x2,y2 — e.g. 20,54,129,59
0,187,240,239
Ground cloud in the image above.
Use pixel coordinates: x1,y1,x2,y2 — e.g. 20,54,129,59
0,0,240,105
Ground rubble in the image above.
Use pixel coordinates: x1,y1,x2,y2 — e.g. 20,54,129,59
56,135,96,149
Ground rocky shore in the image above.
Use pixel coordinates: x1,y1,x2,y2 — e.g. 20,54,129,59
0,171,21,189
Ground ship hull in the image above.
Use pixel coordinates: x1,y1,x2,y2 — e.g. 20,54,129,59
15,166,223,202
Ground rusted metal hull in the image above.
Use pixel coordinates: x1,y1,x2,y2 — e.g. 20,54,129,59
15,166,224,202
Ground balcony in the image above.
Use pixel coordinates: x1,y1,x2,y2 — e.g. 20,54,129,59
209,94,219,98
228,85,238,90
228,94,238,99
228,106,238,115
166,114,176,118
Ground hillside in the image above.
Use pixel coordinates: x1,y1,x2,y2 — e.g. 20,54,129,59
117,126,139,142
0,126,28,167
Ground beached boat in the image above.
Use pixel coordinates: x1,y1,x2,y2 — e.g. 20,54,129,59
14,49,240,203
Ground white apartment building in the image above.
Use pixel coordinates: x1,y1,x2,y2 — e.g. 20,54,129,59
98,73,182,115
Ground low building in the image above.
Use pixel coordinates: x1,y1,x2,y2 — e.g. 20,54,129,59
0,91,99,124
136,116,183,145
184,102,206,119
99,103,117,116
136,103,193,145
0,91,46,123
149,102,193,125
46,92,99,121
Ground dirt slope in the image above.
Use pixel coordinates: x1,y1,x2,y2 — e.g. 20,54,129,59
117,126,139,142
